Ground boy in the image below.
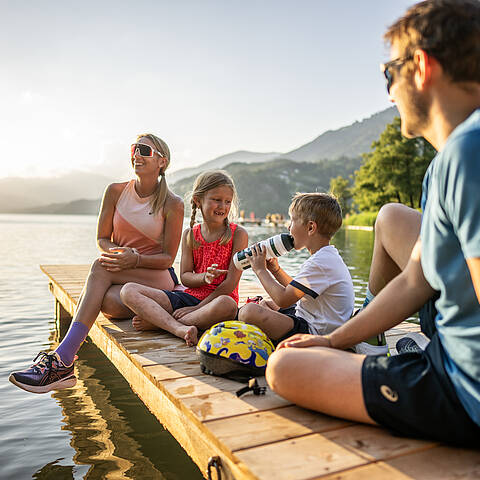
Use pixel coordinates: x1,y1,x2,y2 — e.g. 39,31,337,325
238,193,354,343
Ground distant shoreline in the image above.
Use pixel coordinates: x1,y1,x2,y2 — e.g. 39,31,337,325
0,212,375,231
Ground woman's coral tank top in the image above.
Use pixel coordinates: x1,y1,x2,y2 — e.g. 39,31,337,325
112,180,165,255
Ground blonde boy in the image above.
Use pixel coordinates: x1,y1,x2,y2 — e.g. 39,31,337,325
239,193,354,342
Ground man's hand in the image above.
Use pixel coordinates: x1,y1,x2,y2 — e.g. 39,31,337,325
276,333,331,350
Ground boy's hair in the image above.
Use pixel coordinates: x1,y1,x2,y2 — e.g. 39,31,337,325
384,0,480,84
289,192,342,238
135,133,171,216
187,170,239,249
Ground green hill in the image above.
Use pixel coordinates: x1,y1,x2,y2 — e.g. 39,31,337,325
172,156,362,217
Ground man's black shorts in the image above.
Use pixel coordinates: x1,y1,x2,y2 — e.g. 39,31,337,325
362,333,480,446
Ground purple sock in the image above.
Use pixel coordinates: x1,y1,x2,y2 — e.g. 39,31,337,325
55,321,90,365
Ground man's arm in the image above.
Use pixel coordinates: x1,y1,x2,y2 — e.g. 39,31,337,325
328,238,436,350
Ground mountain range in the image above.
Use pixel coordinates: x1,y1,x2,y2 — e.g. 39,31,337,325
1,106,398,214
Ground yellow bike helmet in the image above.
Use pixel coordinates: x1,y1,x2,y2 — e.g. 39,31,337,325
197,321,275,381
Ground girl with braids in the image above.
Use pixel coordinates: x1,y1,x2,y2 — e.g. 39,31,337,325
119,170,248,346
10,134,184,393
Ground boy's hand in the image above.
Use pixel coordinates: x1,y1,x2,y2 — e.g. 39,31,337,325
204,263,228,284
276,333,331,350
266,257,280,274
248,243,267,272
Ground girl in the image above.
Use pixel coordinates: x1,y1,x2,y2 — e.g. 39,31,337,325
120,170,248,346
10,134,184,393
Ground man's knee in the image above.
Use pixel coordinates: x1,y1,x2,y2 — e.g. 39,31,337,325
375,203,403,233
266,348,296,393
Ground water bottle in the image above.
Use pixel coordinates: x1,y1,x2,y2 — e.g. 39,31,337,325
233,233,295,270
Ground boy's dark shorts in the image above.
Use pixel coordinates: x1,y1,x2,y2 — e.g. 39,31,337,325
362,324,480,446
162,290,201,311
275,306,310,345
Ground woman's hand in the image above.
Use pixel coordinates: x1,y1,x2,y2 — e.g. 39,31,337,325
204,263,228,284
276,333,331,350
172,305,199,320
248,243,268,273
99,247,138,272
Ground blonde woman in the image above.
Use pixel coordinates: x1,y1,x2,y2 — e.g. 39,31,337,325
10,134,184,393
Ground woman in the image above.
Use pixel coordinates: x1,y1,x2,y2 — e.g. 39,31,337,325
9,133,184,394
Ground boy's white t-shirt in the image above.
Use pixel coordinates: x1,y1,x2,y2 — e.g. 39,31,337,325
290,245,354,335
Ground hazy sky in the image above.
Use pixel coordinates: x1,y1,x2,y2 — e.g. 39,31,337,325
1,0,414,179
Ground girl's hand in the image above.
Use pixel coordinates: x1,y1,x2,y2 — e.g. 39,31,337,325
204,263,228,284
173,305,199,320
99,247,138,271
276,333,331,350
248,243,267,273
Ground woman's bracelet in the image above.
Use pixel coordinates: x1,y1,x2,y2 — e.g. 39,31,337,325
323,334,332,348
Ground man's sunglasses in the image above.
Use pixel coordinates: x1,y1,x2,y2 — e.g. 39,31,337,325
131,143,164,158
380,56,413,94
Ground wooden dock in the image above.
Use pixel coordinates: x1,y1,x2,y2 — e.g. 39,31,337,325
41,265,480,480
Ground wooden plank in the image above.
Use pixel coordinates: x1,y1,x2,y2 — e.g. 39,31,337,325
206,406,353,451
234,433,369,480
322,424,436,461
316,462,414,480
182,390,292,422
385,445,480,479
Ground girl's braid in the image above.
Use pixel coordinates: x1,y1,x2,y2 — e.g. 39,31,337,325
189,201,197,248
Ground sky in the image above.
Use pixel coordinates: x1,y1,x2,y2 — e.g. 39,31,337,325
0,0,414,179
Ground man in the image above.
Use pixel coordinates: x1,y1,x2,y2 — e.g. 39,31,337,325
266,0,480,445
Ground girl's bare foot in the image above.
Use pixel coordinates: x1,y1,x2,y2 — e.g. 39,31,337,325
183,326,198,346
132,315,159,332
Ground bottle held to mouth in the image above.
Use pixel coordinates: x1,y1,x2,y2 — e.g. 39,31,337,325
233,233,294,270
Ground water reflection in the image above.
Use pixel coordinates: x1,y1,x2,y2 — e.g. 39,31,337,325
33,320,202,480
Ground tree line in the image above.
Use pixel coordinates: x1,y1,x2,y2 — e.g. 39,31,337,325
330,117,436,216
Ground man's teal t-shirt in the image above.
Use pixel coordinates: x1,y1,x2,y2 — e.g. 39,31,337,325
420,108,480,426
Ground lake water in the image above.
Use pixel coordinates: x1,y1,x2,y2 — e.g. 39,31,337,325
0,214,374,479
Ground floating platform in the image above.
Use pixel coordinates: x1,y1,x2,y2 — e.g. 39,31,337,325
41,265,480,480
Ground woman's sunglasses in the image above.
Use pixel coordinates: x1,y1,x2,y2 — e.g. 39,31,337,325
131,143,164,158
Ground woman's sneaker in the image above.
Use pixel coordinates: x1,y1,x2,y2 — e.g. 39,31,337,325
9,351,77,394
395,332,430,355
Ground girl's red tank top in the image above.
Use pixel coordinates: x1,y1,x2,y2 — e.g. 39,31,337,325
184,223,239,303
